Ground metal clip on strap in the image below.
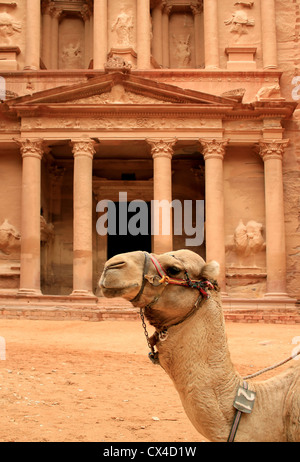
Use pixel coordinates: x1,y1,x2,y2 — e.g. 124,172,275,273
227,381,256,442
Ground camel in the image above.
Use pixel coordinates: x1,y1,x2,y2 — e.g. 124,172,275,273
99,249,300,442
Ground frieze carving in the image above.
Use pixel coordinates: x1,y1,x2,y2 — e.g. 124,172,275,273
23,116,220,131
224,2,255,39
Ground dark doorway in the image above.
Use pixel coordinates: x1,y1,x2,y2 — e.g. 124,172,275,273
107,201,152,260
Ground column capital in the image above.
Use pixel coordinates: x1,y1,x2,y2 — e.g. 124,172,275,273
41,0,55,15
71,139,96,159
147,137,177,159
190,1,203,15
50,6,63,20
200,138,228,160
81,4,92,21
162,0,173,15
259,139,289,162
15,138,44,159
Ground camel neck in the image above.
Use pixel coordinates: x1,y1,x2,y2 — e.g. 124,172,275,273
156,294,241,441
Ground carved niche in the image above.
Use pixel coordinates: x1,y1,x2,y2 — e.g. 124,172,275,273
42,0,92,69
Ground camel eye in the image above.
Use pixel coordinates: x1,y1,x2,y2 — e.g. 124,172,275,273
166,266,181,277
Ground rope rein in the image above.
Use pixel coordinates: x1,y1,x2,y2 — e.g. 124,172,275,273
243,348,300,380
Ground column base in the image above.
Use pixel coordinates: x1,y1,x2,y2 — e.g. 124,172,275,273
70,289,95,298
23,65,39,71
17,288,42,296
264,292,291,299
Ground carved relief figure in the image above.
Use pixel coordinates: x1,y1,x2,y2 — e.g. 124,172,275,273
233,219,265,266
0,219,20,255
111,7,134,46
61,42,82,68
255,84,281,101
0,12,21,45
173,34,192,68
224,2,255,38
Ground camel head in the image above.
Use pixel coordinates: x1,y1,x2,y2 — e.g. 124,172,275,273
99,249,220,329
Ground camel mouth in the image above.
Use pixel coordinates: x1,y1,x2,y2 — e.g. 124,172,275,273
100,283,139,298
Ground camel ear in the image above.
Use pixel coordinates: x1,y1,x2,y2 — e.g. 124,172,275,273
200,260,220,280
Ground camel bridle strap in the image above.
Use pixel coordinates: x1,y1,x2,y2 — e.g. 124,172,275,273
129,252,151,304
133,252,218,365
149,254,216,297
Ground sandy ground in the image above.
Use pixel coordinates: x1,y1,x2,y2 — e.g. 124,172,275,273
0,318,299,443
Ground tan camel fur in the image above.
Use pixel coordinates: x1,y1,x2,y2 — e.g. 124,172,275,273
99,249,300,442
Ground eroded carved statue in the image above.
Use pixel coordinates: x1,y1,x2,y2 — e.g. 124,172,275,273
0,219,20,255
255,84,282,101
40,216,54,243
234,219,265,256
224,2,255,38
61,42,82,68
173,34,192,68
226,219,265,267
111,8,134,47
0,12,21,45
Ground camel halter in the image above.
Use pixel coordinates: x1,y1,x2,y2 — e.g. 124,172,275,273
131,252,218,365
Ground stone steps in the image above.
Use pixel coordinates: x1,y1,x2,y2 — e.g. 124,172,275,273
0,294,299,324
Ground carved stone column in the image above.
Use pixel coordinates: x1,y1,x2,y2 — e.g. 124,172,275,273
50,7,62,69
261,0,278,69
137,0,151,69
191,2,203,69
200,139,228,292
41,0,53,69
162,2,172,68
151,2,163,65
93,0,108,69
147,138,176,254
17,139,44,295
203,0,219,69
24,0,41,70
71,140,96,296
81,4,92,68
259,140,289,296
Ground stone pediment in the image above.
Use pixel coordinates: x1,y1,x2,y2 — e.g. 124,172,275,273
4,72,237,110
70,84,174,105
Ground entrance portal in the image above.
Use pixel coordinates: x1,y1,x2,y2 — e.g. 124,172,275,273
107,201,152,260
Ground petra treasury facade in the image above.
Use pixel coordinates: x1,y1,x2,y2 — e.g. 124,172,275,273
0,0,299,320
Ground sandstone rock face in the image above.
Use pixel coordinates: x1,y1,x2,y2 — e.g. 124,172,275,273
0,0,298,305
